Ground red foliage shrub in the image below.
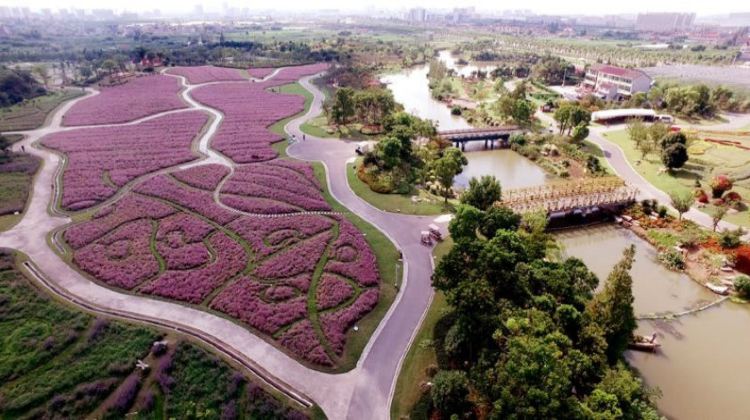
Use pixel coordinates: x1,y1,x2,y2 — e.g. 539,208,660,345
736,245,750,275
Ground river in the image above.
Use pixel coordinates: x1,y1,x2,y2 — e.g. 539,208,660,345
559,224,750,420
380,54,549,190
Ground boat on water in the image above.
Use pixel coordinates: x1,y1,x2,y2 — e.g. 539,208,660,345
629,333,661,352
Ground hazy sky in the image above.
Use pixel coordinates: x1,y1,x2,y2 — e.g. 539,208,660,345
1,0,747,16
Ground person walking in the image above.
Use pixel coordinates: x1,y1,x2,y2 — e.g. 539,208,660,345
303,134,306,141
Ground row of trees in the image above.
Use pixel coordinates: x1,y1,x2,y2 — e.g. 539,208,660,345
628,83,750,117
553,102,592,142
423,176,659,418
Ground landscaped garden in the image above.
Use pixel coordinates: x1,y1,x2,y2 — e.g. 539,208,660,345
602,127,750,227
0,141,40,231
38,63,396,372
0,249,317,419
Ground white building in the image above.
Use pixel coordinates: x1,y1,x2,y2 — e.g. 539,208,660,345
582,64,652,100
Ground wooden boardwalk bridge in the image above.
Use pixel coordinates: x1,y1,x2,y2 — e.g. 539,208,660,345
499,177,638,216
438,126,521,150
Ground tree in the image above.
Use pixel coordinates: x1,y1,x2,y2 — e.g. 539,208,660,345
32,64,50,88
659,131,687,149
710,175,733,199
480,206,521,238
626,119,649,158
460,175,502,211
710,205,728,232
669,190,693,221
572,123,590,143
661,142,688,171
554,104,573,135
430,370,469,416
331,87,355,124
433,147,467,203
448,204,483,240
586,245,637,363
647,123,669,151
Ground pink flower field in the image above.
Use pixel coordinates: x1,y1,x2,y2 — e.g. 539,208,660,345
62,75,187,126
43,111,209,211
248,67,275,79
58,63,383,367
191,83,304,163
167,66,248,84
220,161,330,214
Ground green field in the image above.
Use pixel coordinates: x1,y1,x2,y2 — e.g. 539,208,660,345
390,238,452,419
0,250,313,419
0,90,84,132
602,129,750,227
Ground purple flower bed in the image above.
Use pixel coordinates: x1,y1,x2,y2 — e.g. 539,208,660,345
43,111,208,211
64,195,175,249
324,219,379,287
155,213,215,270
135,174,238,225
190,84,303,164
254,231,333,279
220,195,302,214
247,67,275,79
316,274,355,310
167,66,247,84
219,163,329,214
210,277,307,334
226,214,334,259
62,75,187,126
74,219,159,289
278,320,332,366
260,63,330,87
321,288,379,355
266,159,321,189
171,164,230,191
265,285,297,301
140,232,247,304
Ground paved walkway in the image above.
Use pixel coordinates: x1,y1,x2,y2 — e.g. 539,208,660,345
0,71,448,419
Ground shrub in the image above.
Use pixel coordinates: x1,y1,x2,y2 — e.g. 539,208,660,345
430,370,469,416
710,175,733,199
694,188,708,203
657,206,668,218
735,275,750,298
658,249,685,270
718,228,744,249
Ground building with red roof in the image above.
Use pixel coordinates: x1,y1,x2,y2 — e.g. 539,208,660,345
582,64,652,100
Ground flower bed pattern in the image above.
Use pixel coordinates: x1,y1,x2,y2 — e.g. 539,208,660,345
43,111,208,211
189,64,328,164
167,66,248,84
220,162,330,214
62,75,187,126
60,63,382,368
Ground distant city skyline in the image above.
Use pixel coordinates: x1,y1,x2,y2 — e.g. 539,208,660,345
0,0,748,17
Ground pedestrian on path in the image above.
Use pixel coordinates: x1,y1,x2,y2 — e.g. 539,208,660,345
21,145,25,152
303,134,306,141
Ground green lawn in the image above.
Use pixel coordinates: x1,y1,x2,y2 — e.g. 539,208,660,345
581,139,615,174
390,238,452,419
346,160,453,216
0,90,84,132
602,129,750,227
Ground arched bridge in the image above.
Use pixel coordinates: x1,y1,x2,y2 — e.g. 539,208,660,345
438,126,521,151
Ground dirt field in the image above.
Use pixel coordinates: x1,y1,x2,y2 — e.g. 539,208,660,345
640,65,750,90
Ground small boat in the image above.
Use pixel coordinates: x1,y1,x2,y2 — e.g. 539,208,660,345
629,333,661,352
706,282,730,295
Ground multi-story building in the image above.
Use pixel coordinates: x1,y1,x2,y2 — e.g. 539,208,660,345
582,64,652,100
407,8,426,23
635,12,695,33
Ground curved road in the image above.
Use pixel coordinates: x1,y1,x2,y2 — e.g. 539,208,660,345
0,72,447,419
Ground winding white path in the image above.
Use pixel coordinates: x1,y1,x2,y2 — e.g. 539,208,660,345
0,70,448,419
